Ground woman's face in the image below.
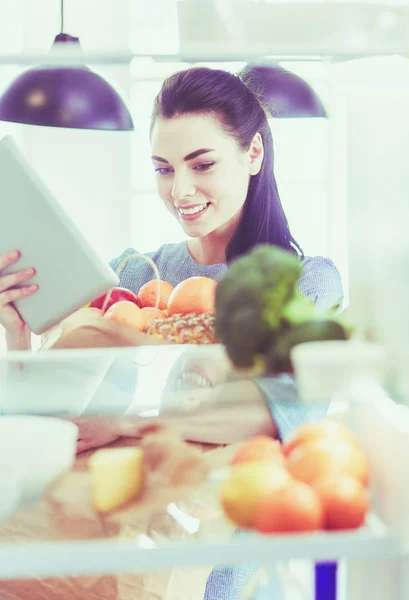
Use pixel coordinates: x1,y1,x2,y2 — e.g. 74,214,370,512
151,113,263,238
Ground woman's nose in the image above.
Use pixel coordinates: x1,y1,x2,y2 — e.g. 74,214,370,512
171,172,196,201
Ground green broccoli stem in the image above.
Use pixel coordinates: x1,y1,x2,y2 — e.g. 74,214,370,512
280,289,323,325
280,289,353,338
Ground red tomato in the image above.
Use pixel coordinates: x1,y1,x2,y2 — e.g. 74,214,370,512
221,463,290,528
254,479,324,534
287,438,369,487
313,474,370,530
232,436,285,467
284,420,359,457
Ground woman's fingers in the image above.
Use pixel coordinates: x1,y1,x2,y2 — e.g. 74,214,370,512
76,439,93,454
76,440,96,454
0,267,36,293
0,284,38,308
0,250,38,310
0,252,36,346
0,249,20,271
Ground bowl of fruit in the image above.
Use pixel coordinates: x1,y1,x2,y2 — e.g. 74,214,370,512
44,245,351,369
85,273,219,347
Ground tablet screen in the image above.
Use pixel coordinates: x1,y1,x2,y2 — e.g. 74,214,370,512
0,136,118,334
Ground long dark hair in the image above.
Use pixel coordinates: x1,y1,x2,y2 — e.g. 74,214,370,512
151,67,303,262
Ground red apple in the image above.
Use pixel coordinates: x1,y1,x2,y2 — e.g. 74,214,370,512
88,287,140,314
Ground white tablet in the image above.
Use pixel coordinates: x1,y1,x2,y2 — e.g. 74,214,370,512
0,136,119,335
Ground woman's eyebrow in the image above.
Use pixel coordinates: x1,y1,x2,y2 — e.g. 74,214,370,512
183,148,214,161
151,155,169,163
151,148,214,164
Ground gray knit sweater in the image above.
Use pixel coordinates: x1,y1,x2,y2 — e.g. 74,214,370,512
111,242,343,313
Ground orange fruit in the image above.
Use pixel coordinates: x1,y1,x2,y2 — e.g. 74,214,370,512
287,438,369,487
220,462,290,528
167,277,217,317
139,307,167,332
104,301,143,330
283,420,359,457
254,479,324,534
232,436,285,467
137,280,174,310
313,474,369,530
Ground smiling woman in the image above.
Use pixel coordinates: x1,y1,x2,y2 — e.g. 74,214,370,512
110,67,342,306
149,67,304,264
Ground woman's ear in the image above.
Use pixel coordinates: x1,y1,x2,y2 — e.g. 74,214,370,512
248,133,264,176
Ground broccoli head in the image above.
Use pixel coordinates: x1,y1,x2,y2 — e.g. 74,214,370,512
215,244,350,374
215,245,302,368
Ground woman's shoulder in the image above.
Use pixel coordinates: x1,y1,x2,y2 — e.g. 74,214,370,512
299,255,344,310
301,255,340,275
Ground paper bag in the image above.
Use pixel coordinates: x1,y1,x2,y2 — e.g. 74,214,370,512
0,437,237,600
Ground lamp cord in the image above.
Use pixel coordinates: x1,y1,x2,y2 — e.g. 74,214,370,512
60,0,64,33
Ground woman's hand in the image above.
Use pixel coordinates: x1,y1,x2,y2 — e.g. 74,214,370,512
72,416,123,454
0,250,38,350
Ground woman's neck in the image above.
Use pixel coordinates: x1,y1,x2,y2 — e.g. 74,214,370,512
187,235,226,265
187,212,241,265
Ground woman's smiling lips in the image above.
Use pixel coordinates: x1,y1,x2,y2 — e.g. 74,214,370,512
177,202,210,221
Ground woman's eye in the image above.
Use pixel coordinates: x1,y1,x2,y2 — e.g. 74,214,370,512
155,167,173,175
194,162,214,172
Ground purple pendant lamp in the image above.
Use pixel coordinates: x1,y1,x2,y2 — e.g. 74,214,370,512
240,63,327,118
0,1,134,131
